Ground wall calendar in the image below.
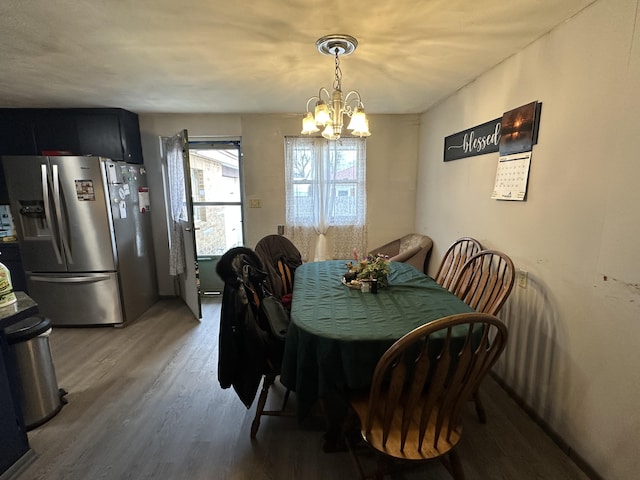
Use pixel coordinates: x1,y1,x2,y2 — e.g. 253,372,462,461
491,151,531,201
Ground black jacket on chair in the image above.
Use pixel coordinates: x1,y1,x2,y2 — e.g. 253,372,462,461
216,247,282,408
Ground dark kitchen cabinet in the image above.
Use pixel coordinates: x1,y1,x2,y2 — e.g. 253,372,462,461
33,110,82,155
0,168,8,205
76,112,123,160
114,109,144,164
0,339,29,476
0,108,143,163
0,110,37,155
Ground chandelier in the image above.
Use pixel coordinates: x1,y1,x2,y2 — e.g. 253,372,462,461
301,34,371,140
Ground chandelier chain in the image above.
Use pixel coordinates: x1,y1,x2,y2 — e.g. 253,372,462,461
333,48,342,92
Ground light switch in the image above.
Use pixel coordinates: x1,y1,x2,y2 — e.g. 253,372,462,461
517,269,528,289
249,199,262,208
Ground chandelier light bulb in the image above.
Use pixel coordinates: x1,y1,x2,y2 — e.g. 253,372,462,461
314,101,331,126
301,112,320,134
352,119,371,138
347,106,370,137
322,124,337,140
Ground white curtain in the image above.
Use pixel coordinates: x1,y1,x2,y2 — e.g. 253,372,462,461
284,136,367,261
163,133,187,276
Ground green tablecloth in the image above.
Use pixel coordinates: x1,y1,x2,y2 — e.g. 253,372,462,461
279,260,474,420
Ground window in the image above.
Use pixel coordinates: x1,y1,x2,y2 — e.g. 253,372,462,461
285,136,366,261
285,136,366,228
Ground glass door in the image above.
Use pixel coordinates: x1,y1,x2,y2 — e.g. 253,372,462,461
188,140,244,294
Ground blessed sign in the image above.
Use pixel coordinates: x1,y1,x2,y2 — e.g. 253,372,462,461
443,118,501,162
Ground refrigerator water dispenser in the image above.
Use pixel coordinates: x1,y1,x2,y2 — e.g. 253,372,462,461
17,201,50,238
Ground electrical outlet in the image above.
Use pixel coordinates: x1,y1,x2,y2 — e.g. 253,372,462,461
249,199,261,208
517,269,528,289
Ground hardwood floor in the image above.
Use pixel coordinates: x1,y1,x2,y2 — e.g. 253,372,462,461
14,297,590,480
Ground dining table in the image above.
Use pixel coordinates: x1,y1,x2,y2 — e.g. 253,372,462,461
279,259,475,436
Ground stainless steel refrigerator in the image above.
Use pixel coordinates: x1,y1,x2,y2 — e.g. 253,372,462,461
1,155,158,326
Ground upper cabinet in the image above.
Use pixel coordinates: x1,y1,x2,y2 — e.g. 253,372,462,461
0,110,36,155
0,108,143,164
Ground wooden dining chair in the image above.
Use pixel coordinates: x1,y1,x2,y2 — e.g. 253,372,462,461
216,246,294,440
451,249,515,317
240,263,296,440
255,234,302,301
347,313,508,480
434,237,482,291
451,249,515,423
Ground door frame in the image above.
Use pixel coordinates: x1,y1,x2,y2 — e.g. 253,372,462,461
188,138,245,294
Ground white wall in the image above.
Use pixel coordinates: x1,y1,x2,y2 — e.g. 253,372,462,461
416,0,640,478
138,113,420,296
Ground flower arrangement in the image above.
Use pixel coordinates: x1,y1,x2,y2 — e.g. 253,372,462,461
345,253,391,286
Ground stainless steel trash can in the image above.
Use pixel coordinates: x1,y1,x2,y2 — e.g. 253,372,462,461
6,316,67,430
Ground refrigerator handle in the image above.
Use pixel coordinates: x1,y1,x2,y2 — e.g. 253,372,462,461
29,275,112,284
52,164,74,264
41,164,64,264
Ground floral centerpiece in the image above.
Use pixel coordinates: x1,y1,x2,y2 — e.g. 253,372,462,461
345,253,391,287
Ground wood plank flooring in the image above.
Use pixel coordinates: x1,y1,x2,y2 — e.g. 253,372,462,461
13,298,590,480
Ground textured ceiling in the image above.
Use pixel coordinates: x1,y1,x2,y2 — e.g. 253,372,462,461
0,0,594,114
